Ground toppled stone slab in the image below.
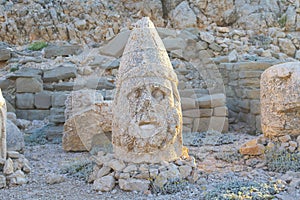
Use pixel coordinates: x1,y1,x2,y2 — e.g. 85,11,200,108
43,44,83,58
261,62,300,138
7,68,42,79
43,66,77,82
99,31,130,58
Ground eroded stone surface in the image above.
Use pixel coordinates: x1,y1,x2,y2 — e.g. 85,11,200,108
0,89,6,160
261,62,300,138
112,17,183,163
63,90,112,151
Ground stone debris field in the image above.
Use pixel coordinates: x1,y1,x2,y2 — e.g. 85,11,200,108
0,0,300,199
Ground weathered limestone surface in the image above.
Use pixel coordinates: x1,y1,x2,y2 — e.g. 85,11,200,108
261,62,300,138
112,17,183,163
63,90,112,151
0,89,6,159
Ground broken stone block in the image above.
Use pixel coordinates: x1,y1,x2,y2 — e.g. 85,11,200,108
93,175,115,192
6,119,25,153
63,89,112,151
99,30,130,58
239,139,265,156
62,102,112,152
261,62,300,138
43,44,83,58
43,66,77,82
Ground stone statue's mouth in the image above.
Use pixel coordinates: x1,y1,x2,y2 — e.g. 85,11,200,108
139,121,157,130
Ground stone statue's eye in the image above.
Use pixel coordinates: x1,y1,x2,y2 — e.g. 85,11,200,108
152,88,164,101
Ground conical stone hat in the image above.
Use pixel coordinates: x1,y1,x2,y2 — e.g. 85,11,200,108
116,17,178,88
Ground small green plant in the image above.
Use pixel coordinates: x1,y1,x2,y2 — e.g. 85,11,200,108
204,179,285,200
28,41,48,51
265,145,300,173
10,66,19,72
60,159,95,182
278,14,287,28
150,177,188,194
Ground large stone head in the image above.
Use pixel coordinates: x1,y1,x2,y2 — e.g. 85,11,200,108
112,17,182,163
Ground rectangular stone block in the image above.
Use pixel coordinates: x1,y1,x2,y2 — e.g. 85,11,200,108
238,99,250,112
16,77,43,93
183,117,193,125
196,93,226,108
16,93,34,109
256,115,262,132
182,126,192,133
16,109,50,120
237,61,273,71
34,91,52,109
192,118,209,132
201,109,213,117
49,108,65,124
52,92,69,107
0,47,11,61
239,71,263,79
250,100,261,115
238,78,260,87
44,44,83,58
181,98,197,110
192,117,228,132
214,106,228,117
182,109,201,118
43,66,77,82
243,89,260,99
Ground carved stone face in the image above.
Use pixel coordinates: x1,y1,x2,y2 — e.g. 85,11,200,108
112,77,181,159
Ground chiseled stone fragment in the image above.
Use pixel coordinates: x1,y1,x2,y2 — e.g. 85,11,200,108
261,62,300,138
63,90,112,151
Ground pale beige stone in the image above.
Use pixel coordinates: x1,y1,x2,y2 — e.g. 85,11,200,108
63,89,112,151
261,62,300,138
112,17,183,163
0,89,6,160
4,158,14,175
62,101,112,152
119,178,150,192
239,139,265,156
93,175,115,192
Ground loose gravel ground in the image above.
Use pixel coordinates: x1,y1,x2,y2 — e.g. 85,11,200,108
1,132,300,200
